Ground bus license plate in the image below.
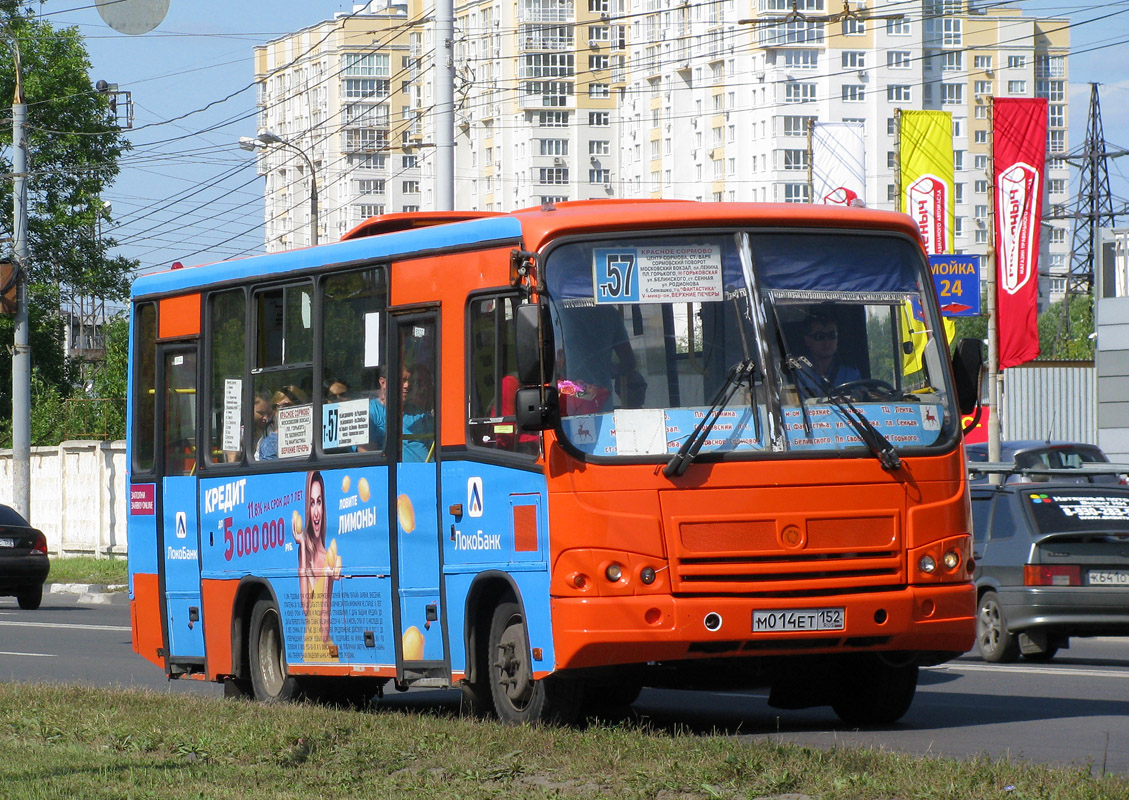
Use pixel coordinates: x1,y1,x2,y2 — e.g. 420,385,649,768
1089,570,1129,586
753,608,845,632
0,538,13,548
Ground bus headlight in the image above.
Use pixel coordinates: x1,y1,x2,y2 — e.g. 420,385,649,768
605,563,624,582
918,555,937,574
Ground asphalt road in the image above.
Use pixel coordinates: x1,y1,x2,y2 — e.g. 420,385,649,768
3,592,1129,772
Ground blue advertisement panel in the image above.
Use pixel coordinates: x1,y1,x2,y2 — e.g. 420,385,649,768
439,460,553,674
162,476,204,658
394,461,445,663
929,254,981,317
198,466,395,667
559,400,946,457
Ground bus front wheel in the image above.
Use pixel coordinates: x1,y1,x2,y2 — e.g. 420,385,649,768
830,654,918,726
487,600,579,724
249,598,301,703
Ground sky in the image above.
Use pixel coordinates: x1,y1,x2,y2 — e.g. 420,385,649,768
32,0,1129,279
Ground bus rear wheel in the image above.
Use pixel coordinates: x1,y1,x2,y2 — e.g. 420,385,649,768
249,598,301,703
830,654,918,726
487,600,579,725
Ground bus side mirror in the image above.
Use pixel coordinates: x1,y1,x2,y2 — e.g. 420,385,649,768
515,386,558,432
515,303,553,386
951,337,984,416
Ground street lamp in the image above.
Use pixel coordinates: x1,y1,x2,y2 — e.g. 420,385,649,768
240,129,319,247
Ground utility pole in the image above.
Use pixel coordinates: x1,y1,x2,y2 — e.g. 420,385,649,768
10,39,30,519
435,0,454,210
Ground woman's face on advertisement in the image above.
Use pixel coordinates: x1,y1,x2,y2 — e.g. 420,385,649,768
309,480,324,536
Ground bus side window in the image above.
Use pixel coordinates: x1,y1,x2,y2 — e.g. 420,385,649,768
207,289,246,464
467,294,537,455
132,302,158,474
321,267,388,455
253,283,314,461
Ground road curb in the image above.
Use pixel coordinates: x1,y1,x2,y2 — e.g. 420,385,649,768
48,583,129,605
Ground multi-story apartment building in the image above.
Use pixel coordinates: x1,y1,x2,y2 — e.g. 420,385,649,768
253,0,1071,304
251,2,418,251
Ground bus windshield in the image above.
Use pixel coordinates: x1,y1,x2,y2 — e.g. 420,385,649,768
544,228,956,460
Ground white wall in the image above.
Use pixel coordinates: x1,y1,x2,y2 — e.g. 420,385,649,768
0,441,127,558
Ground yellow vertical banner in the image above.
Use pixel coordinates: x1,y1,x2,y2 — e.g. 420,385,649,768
898,110,955,370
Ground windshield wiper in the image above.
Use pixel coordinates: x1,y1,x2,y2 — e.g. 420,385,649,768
664,359,755,479
801,364,902,472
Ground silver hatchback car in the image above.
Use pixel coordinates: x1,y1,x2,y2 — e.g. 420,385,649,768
971,481,1129,662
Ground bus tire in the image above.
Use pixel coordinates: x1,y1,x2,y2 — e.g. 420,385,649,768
830,654,918,726
977,591,1019,663
249,598,301,703
487,600,579,725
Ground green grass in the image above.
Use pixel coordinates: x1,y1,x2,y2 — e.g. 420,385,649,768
0,682,1125,799
48,556,127,586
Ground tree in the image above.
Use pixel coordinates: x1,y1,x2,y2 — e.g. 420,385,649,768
0,3,137,445
1037,293,1094,360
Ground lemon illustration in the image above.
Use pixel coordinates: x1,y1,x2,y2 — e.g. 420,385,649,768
358,477,370,503
326,539,338,570
402,626,424,660
291,510,303,537
341,475,351,494
397,494,415,533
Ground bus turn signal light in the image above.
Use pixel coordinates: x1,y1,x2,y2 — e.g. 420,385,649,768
1024,565,1081,586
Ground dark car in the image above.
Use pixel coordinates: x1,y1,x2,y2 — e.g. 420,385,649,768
966,440,1123,485
0,504,50,610
971,480,1129,662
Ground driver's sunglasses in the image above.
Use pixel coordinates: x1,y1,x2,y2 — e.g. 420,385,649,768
806,330,838,342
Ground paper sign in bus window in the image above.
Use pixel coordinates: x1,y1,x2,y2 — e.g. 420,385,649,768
278,404,313,459
322,399,371,449
222,378,242,451
593,245,724,305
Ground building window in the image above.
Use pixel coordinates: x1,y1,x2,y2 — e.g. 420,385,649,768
953,151,964,171
1036,80,1065,101
783,115,815,136
589,111,610,126
975,205,988,219
782,149,807,170
343,53,390,77
1050,227,1067,244
975,80,992,96
344,78,389,99
1007,80,1027,94
402,180,420,194
1049,178,1066,194
1007,55,1026,69
1036,55,1066,78
842,85,865,102
842,51,866,68
403,155,418,168
975,179,989,194
783,183,809,203
975,154,988,170
539,139,568,156
974,55,992,70
538,167,569,184
1048,130,1066,153
975,105,988,119
356,203,385,221
590,139,610,155
887,151,896,169
589,54,609,71
942,18,961,46
843,17,865,35
785,82,816,103
941,83,963,105
974,130,988,144
888,51,911,69
976,229,989,244
1049,104,1065,127
887,18,910,35
888,85,911,102
589,82,610,98
942,51,962,71
888,184,897,203
589,168,611,183
356,179,385,195
536,111,570,127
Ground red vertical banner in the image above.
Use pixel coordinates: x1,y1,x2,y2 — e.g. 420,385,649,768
993,98,1046,369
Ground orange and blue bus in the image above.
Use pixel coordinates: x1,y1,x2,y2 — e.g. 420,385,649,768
127,200,982,724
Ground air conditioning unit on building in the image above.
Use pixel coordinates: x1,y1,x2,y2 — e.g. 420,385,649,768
554,156,566,166
589,38,600,49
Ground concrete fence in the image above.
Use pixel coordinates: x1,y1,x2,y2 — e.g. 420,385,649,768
0,441,128,558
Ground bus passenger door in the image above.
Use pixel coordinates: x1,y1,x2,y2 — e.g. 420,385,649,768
157,344,204,666
390,313,448,681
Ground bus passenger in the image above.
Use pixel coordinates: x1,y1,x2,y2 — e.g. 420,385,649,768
252,391,276,461
358,368,389,453
557,304,644,412
295,470,339,662
795,311,860,397
258,385,308,460
325,379,350,402
402,364,435,462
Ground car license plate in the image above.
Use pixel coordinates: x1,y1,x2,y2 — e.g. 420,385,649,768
1088,570,1129,586
753,608,845,632
0,537,13,548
